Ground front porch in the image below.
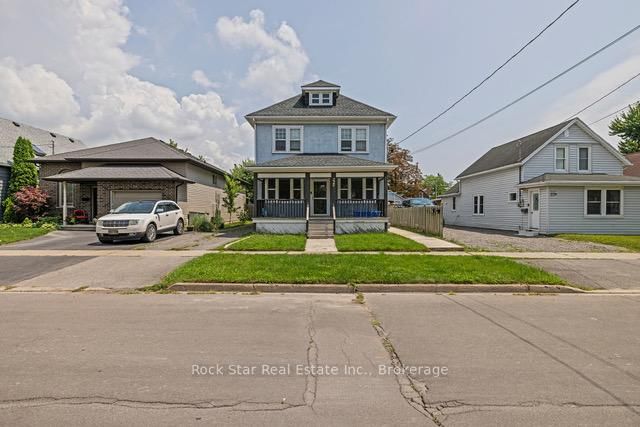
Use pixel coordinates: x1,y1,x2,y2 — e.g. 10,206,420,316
252,172,390,235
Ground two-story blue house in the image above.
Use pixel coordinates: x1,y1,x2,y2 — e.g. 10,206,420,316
441,118,640,235
245,80,396,237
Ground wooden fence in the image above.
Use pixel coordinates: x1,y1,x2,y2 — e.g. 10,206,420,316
389,206,443,237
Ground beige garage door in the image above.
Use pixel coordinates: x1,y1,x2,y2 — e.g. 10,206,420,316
110,191,163,209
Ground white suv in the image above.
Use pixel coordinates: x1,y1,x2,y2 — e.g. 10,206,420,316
96,200,185,243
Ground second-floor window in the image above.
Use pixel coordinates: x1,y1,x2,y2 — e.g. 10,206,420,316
555,145,568,172
339,126,369,153
273,126,303,153
578,146,591,172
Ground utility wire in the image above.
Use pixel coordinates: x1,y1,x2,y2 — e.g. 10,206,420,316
411,24,640,155
564,70,640,120
398,0,581,145
588,102,639,125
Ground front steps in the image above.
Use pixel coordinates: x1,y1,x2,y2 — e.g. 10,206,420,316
307,219,334,239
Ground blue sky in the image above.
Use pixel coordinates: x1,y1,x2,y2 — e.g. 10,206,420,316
1,0,639,179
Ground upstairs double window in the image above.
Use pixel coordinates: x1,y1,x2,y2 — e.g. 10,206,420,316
273,126,303,153
339,126,369,153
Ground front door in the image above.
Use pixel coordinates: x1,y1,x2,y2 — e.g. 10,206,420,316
311,179,329,216
530,190,540,229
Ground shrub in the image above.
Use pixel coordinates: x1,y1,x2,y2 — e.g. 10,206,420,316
13,186,49,221
2,198,15,223
238,207,252,223
21,217,34,228
8,137,39,195
38,222,58,230
212,208,224,231
191,214,213,232
36,215,62,226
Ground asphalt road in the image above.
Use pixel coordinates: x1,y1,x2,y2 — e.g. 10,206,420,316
521,259,640,290
0,293,638,426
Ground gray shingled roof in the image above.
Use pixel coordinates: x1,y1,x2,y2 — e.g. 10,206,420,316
457,120,572,178
255,154,394,168
42,165,194,182
35,137,227,175
301,80,340,88
245,94,396,119
520,173,640,185
0,117,85,165
441,182,460,196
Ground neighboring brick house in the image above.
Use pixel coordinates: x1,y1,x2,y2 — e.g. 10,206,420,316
624,152,640,177
36,137,245,223
0,117,85,205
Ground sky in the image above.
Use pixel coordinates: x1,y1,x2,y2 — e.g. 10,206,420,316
0,0,639,180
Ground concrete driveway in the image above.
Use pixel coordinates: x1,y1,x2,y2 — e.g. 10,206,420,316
521,259,640,290
0,293,638,426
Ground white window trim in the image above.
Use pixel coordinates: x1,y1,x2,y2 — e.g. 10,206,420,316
508,192,518,203
473,195,484,216
554,144,568,172
272,125,304,154
309,91,333,106
577,145,592,173
337,125,369,153
338,177,376,200
264,178,304,200
584,188,624,218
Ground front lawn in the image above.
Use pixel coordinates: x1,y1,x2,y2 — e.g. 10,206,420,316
162,253,565,285
556,234,640,252
334,232,428,252
225,233,306,251
0,225,52,245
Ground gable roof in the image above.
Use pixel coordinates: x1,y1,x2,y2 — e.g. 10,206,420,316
456,118,630,179
0,117,85,166
301,80,340,89
624,152,640,177
248,154,396,172
441,182,460,197
35,137,227,175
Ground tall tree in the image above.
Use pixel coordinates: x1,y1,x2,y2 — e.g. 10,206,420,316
222,175,242,221
8,136,38,195
422,173,449,198
609,103,640,154
230,159,255,202
387,138,424,197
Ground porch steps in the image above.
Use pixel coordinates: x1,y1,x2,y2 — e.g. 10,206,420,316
307,219,334,239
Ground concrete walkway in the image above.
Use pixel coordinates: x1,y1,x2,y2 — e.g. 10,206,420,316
304,238,337,253
389,227,463,251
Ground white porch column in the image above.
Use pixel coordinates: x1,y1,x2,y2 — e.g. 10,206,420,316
62,181,68,225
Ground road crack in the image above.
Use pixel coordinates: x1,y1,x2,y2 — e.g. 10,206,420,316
303,301,318,408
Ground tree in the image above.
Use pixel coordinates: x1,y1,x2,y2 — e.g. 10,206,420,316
387,138,424,197
222,175,242,222
422,173,449,198
13,186,49,221
230,159,255,202
610,103,640,154
8,137,38,195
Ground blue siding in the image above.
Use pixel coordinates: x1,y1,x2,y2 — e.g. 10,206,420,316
255,123,386,164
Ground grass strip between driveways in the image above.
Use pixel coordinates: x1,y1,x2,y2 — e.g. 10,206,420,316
334,232,428,252
0,227,52,245
225,233,306,251
161,253,565,286
556,234,640,252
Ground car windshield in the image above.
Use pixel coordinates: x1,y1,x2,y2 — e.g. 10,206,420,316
113,201,156,214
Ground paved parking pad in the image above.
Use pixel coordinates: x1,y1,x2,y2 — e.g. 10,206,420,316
0,256,94,285
521,259,640,290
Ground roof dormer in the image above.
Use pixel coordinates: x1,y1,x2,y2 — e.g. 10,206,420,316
301,80,340,107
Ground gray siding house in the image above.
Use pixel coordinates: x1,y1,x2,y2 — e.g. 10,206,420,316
0,117,85,205
441,118,640,235
246,80,396,236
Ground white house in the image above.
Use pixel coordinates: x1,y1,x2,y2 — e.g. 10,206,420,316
441,118,640,235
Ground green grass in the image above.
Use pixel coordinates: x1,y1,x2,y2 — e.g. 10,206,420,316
223,221,251,230
334,232,428,252
0,226,51,245
225,233,306,251
161,253,565,285
556,234,640,252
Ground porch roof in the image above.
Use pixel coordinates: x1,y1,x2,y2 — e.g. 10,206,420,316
42,165,195,183
518,173,640,188
248,154,396,173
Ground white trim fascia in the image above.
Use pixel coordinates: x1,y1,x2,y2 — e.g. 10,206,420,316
335,172,384,177
439,193,460,198
457,163,520,180
257,173,305,178
518,180,640,189
248,165,396,173
301,86,340,91
245,116,396,128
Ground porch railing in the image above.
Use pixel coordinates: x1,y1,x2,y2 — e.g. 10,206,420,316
256,199,305,218
336,199,386,218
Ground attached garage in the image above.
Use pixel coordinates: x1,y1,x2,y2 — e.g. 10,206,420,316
110,190,164,209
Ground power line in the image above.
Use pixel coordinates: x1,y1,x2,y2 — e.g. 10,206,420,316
564,70,640,120
588,102,638,125
398,0,581,145
411,24,640,156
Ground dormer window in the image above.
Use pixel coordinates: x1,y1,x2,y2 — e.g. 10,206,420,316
309,92,332,106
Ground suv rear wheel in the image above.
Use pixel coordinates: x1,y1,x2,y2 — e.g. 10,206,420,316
142,223,157,242
174,218,184,235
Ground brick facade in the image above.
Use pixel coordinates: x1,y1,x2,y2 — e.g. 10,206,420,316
96,181,178,217
38,162,82,212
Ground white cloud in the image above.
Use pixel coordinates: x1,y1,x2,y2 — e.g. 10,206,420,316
191,69,221,89
0,0,253,169
216,9,310,100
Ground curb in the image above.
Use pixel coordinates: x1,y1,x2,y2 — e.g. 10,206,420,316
169,282,585,294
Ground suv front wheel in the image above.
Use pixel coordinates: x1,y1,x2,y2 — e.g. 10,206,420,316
142,223,157,242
